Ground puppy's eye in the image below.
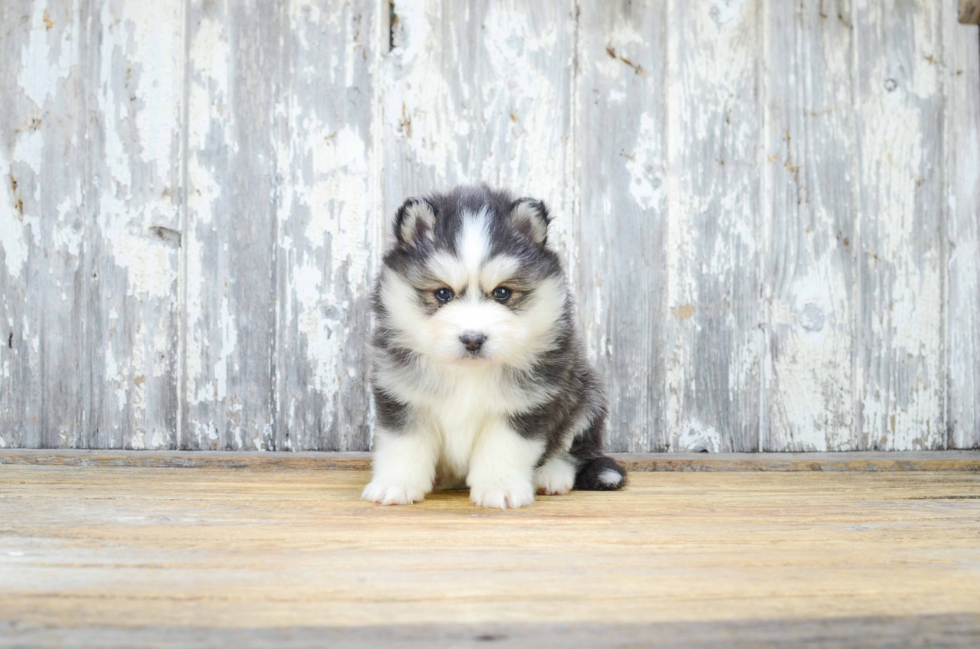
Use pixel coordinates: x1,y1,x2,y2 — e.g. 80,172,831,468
492,286,512,303
434,288,454,303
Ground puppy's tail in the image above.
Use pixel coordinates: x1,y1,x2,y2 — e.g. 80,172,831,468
574,455,627,491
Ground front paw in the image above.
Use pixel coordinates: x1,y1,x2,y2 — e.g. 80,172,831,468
534,457,576,495
361,481,427,505
469,480,535,510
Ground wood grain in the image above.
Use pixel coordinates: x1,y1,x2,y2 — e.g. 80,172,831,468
89,0,185,450
665,0,763,452
854,0,946,450
1,0,85,450
576,0,667,452
945,3,980,448
3,615,980,649
1,0,184,450
272,0,381,451
181,0,280,451
763,0,857,451
1,464,978,646
2,0,980,453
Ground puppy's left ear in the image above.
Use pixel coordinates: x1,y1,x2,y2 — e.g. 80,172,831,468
509,198,550,247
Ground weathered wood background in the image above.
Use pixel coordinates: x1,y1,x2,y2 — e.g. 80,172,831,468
1,0,979,452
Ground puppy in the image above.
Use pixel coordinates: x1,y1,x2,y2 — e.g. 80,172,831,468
362,185,626,509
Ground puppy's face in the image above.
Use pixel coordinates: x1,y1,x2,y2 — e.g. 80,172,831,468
377,189,567,370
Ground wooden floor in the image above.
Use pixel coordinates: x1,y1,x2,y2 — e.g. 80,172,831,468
1,454,980,648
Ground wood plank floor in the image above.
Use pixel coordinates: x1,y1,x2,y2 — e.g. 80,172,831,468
1,460,979,647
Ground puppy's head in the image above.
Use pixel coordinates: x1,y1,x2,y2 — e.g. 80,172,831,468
376,186,568,369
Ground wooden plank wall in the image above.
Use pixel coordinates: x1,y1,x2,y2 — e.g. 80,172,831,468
1,0,978,452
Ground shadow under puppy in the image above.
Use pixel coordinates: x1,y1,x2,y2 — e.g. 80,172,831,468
363,185,627,509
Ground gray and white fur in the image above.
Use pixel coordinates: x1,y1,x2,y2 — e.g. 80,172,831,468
362,185,626,509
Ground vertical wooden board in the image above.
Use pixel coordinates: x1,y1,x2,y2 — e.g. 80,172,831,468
1,0,182,450
382,0,577,262
85,0,184,449
853,0,945,450
664,0,763,452
273,0,381,451
944,2,980,448
182,0,280,450
576,0,667,451
762,1,858,451
0,0,85,449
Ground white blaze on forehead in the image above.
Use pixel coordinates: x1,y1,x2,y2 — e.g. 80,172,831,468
458,209,492,281
427,208,495,294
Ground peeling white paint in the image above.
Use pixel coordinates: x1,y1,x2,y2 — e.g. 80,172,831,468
50,196,82,257
183,231,205,406
852,0,946,449
123,1,185,177
293,260,339,395
665,0,762,451
675,420,723,453
106,228,176,299
0,153,29,277
306,126,370,282
625,112,662,211
2,0,977,453
214,296,237,403
105,344,128,413
18,0,76,108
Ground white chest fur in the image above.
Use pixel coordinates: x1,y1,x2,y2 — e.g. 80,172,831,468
374,353,553,483
426,368,510,479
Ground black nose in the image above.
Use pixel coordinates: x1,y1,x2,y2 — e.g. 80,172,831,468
460,332,486,352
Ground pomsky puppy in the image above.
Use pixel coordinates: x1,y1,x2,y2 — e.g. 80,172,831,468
362,185,627,509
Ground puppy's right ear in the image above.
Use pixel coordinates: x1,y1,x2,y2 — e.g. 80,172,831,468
393,197,436,246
